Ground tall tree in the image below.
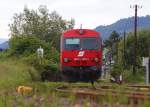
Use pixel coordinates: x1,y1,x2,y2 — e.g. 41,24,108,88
104,30,120,63
117,29,150,68
9,5,75,50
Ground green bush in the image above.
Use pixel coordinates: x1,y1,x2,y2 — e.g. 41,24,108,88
0,31,61,82
110,64,123,78
7,35,60,81
0,49,12,58
45,47,60,63
9,36,48,56
20,54,59,81
123,67,145,83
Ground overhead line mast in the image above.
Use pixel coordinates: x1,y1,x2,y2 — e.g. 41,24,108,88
130,4,142,75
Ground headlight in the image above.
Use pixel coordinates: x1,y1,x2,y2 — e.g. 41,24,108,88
64,58,71,62
94,58,99,62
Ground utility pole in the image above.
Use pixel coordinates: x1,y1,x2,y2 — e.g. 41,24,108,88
133,4,138,75
116,37,120,64
110,43,112,65
123,31,126,68
130,4,142,75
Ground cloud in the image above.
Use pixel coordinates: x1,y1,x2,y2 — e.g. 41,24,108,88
0,0,150,38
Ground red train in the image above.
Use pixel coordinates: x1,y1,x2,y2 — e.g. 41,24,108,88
60,29,102,82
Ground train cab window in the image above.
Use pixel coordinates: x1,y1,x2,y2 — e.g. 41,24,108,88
64,38,80,50
82,37,98,50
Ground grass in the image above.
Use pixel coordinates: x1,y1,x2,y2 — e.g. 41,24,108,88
123,68,145,84
0,58,150,107
0,58,36,90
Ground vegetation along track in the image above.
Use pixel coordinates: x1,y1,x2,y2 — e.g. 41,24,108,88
56,85,150,104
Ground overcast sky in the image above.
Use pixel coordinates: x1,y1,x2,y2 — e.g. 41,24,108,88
0,0,149,39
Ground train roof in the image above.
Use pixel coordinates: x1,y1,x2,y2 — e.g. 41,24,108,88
62,29,100,37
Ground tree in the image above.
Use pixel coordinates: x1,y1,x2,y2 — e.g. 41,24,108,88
109,31,120,42
9,5,75,50
117,29,150,68
104,30,120,48
104,30,120,63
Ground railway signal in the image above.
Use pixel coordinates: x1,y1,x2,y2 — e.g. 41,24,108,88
37,46,44,58
37,46,44,64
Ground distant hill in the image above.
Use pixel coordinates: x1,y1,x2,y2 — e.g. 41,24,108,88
0,41,9,50
95,15,150,40
0,39,7,44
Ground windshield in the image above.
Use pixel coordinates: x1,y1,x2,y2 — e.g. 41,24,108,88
64,37,99,50
82,37,98,50
64,38,80,50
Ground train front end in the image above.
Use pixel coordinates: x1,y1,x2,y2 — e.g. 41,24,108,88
60,29,102,81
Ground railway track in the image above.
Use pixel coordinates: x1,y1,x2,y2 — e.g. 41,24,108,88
56,85,150,104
